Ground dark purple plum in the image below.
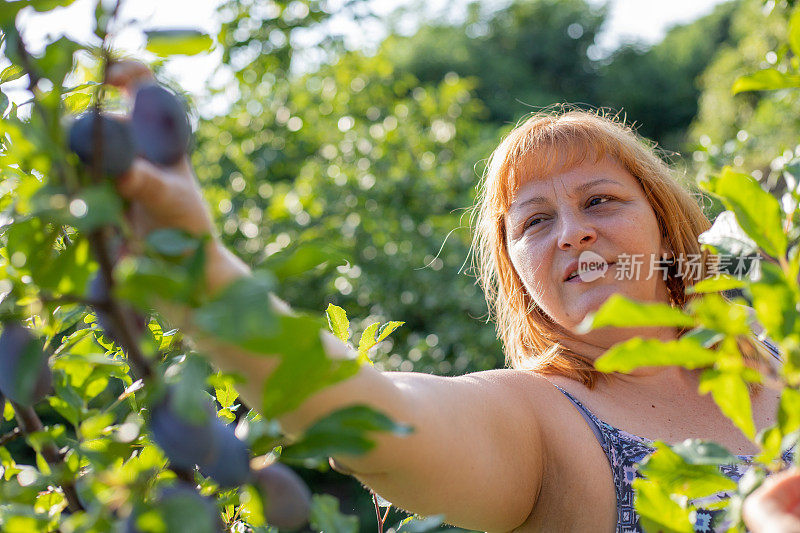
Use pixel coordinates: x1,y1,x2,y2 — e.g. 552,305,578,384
68,111,135,177
252,462,312,529
197,420,251,488
0,322,52,406
148,397,218,470
131,84,191,166
124,483,222,533
88,270,147,346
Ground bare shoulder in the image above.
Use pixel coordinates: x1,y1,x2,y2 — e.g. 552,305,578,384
449,368,591,449
448,368,567,419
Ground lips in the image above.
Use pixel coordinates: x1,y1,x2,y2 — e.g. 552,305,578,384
562,260,615,282
563,260,580,282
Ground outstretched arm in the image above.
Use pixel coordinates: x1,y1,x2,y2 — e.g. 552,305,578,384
107,61,546,532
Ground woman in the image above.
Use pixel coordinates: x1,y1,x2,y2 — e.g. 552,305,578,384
108,61,779,532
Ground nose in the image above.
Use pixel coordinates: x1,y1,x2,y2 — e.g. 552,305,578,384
556,212,597,250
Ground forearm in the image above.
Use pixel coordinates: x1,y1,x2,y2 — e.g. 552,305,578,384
203,239,252,298
160,239,415,474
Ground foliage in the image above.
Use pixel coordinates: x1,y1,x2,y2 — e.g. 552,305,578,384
689,0,799,179
5,0,800,531
596,0,740,151
381,0,605,125
193,25,504,384
579,6,800,526
0,1,425,531
381,0,738,152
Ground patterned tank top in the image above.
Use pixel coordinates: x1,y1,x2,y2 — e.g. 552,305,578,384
552,338,789,533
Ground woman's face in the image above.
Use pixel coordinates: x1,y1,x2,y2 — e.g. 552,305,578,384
504,156,670,333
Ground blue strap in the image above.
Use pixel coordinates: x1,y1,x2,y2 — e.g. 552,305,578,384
553,385,607,448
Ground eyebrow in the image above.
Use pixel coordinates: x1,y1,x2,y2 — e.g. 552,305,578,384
510,178,622,213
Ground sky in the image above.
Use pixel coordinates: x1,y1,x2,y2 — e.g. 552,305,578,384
5,0,731,115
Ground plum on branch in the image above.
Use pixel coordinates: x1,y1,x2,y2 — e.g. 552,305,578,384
68,111,135,178
131,84,191,166
251,461,312,529
0,322,52,406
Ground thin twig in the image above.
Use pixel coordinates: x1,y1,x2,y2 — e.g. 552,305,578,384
12,403,84,513
0,426,22,446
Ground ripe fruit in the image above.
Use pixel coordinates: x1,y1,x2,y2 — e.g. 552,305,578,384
124,483,222,533
88,270,147,346
251,462,312,530
0,323,52,406
68,111,135,177
197,421,251,489
149,397,217,471
131,84,191,166
149,392,252,488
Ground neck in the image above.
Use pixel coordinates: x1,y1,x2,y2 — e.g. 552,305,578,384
555,324,696,384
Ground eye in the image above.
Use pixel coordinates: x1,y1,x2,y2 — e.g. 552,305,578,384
587,195,613,207
523,216,544,230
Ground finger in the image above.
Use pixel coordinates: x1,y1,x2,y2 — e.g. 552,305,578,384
760,470,800,511
116,158,168,206
744,471,800,533
107,60,155,95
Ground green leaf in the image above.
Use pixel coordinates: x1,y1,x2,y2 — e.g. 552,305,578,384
325,303,349,343
146,228,202,257
62,92,91,114
688,293,751,337
213,378,239,409
790,6,800,58
699,369,756,439
595,338,718,374
681,327,724,349
145,30,214,57
79,412,114,440
259,313,360,418
0,89,7,117
670,440,738,466
375,321,404,343
750,262,797,341
36,36,81,90
688,275,747,295
633,478,694,533
238,486,265,527
760,388,800,463
395,514,446,532
0,64,24,84
357,322,380,364
732,68,800,94
217,408,236,424
698,210,759,258
702,169,787,259
38,183,124,232
578,293,694,333
194,272,281,350
281,405,413,461
309,494,359,533
637,443,738,499
261,241,348,281
778,387,800,435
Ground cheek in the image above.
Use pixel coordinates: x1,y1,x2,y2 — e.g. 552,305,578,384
507,241,555,306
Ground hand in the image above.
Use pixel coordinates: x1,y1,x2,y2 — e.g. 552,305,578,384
105,60,217,245
743,469,800,533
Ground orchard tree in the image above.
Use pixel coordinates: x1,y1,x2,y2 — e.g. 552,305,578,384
0,2,435,532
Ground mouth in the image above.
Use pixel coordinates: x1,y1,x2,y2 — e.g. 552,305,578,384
565,262,615,283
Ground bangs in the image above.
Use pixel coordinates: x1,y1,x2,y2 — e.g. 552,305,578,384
484,112,632,217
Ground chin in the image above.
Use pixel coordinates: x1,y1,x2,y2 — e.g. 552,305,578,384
568,285,621,321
